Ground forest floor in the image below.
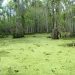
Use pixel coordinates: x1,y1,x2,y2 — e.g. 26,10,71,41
0,34,75,75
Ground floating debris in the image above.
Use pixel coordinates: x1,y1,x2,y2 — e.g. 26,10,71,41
43,52,51,56
14,70,19,73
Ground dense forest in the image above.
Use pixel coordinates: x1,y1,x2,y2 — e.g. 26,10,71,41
0,0,75,75
0,0,75,38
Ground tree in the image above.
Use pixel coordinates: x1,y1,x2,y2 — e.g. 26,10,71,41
13,0,24,38
51,0,61,39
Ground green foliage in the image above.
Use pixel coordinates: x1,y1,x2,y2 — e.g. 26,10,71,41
0,0,75,37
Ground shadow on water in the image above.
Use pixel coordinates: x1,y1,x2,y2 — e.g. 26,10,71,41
0,50,10,57
59,42,75,47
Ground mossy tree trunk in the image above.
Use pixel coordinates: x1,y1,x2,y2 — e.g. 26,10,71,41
51,0,61,39
13,0,24,38
52,27,60,39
